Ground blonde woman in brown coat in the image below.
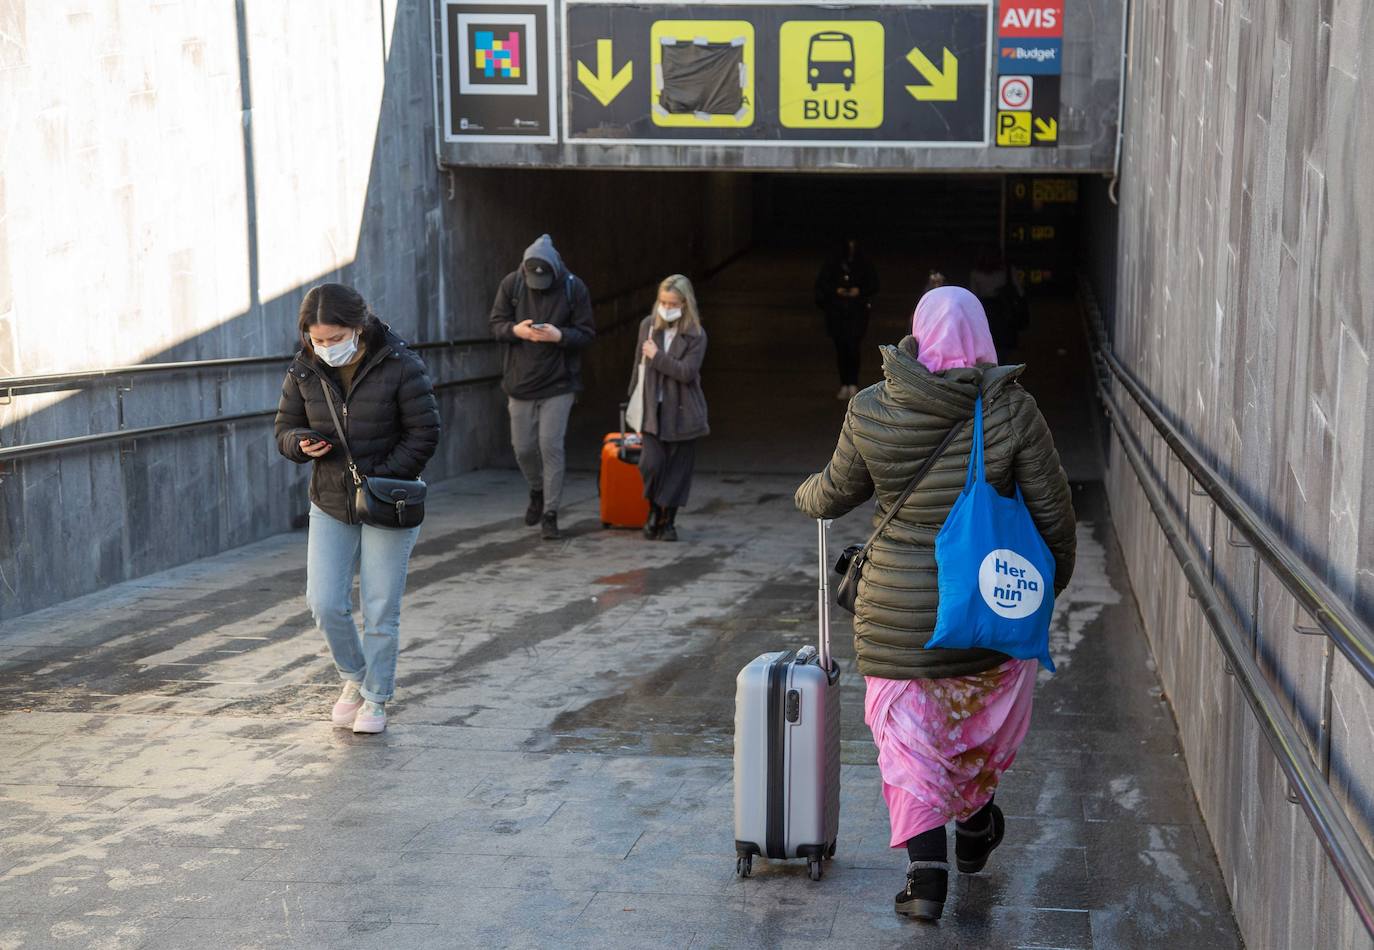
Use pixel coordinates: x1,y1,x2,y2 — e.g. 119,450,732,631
626,274,709,541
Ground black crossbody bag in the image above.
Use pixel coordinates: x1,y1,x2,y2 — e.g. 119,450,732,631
319,383,426,529
834,419,966,613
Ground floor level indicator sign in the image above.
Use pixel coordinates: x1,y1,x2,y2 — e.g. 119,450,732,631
778,21,884,129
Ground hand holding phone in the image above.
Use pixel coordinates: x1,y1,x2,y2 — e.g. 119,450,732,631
298,429,334,458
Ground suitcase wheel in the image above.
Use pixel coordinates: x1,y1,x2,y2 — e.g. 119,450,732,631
735,854,752,878
827,840,837,860
601,522,611,529
808,858,823,882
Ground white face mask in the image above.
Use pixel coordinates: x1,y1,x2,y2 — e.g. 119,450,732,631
657,305,683,323
313,332,358,367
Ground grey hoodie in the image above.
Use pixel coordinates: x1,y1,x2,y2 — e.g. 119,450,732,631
489,235,596,400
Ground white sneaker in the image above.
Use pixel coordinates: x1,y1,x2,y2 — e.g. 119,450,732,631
352,700,387,734
836,386,850,400
331,681,364,727
849,384,861,397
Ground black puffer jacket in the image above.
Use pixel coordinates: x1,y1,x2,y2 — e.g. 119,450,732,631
274,326,441,524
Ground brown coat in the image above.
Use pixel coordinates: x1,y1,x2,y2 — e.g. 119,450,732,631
795,337,1076,680
627,316,710,442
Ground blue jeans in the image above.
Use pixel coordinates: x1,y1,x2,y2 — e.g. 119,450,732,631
306,503,421,703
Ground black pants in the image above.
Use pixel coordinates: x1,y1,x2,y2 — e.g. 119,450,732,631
832,335,862,386
639,434,697,508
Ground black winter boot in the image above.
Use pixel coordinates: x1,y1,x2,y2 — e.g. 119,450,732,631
658,507,678,542
643,505,662,540
894,861,948,921
524,491,544,526
955,802,1005,873
540,512,562,540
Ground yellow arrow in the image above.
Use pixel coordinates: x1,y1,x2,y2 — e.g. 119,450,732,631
1033,116,1058,141
577,39,633,107
905,47,957,101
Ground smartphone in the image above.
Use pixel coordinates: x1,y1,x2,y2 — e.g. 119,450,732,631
299,429,332,446
531,322,549,330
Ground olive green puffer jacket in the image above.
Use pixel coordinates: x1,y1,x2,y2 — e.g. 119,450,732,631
795,337,1076,680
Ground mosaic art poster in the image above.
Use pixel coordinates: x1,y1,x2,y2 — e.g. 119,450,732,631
442,0,555,142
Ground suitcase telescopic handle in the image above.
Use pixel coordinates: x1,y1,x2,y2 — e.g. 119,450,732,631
618,401,628,436
817,518,833,673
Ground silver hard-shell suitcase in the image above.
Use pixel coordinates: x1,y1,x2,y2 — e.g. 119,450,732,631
733,519,841,880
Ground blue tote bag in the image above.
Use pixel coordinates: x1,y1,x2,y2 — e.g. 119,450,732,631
927,395,1057,671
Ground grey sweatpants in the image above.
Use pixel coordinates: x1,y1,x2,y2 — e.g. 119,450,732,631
507,392,575,513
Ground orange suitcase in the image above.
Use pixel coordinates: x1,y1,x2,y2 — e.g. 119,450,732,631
600,408,650,529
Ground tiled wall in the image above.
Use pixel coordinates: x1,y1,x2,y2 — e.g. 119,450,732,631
1110,2,1373,946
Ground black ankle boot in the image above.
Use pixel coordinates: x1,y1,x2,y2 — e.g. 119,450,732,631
894,860,948,921
524,491,544,526
955,802,1004,873
540,511,562,540
659,508,678,542
643,505,662,540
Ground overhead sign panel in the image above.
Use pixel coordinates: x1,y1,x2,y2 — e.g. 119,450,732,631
440,0,557,143
565,3,989,146
994,0,1060,148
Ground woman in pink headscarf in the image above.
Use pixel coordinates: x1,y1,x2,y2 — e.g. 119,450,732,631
796,286,1077,922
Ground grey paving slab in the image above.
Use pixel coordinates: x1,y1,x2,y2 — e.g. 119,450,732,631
0,916,177,950
0,456,1241,946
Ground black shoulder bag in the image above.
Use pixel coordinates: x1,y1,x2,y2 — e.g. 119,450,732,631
319,383,426,529
834,419,967,613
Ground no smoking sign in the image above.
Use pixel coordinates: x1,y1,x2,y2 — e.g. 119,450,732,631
998,74,1032,111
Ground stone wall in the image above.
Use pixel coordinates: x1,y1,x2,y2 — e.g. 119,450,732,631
1108,1,1374,946
0,1,751,619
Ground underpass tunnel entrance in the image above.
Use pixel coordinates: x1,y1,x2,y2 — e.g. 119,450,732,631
568,171,1105,485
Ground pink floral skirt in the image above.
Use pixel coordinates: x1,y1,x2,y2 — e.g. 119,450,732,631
864,659,1037,847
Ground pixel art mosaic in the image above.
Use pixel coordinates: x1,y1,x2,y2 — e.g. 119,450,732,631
474,30,522,79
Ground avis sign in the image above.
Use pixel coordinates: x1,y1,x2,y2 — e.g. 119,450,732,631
998,0,1062,36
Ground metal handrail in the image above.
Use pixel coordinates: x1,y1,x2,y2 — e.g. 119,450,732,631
1080,286,1374,688
0,373,502,464
0,337,496,393
1080,279,1374,936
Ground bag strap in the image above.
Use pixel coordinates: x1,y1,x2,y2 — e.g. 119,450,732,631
964,395,986,490
319,381,363,488
861,417,967,552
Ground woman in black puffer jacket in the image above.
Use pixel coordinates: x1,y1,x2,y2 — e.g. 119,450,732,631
274,283,440,735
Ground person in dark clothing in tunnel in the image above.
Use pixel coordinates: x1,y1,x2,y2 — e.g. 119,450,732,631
490,234,596,540
967,247,1027,353
625,274,709,542
814,237,879,399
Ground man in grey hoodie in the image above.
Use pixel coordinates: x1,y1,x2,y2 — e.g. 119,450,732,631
489,234,596,539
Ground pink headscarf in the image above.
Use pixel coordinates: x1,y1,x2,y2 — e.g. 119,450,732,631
911,286,999,373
